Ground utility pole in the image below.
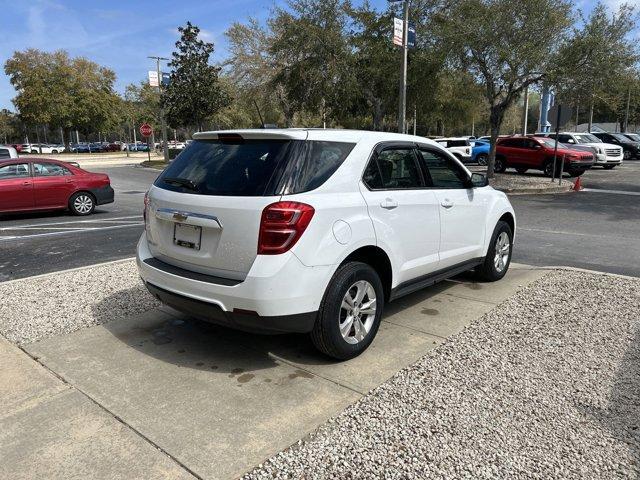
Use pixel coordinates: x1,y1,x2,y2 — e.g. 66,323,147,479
624,85,631,133
521,86,529,135
148,56,170,162
398,0,409,134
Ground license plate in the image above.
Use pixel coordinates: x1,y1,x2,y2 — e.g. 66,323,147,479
173,223,202,250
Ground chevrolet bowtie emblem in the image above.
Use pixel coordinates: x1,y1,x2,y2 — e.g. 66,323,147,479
173,212,188,222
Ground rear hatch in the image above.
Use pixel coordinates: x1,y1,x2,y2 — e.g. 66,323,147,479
144,130,355,281
146,131,306,280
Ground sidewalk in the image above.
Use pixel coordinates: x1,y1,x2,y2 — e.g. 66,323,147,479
0,260,546,479
0,335,194,480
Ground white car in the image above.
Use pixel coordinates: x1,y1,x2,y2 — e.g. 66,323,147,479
554,132,623,168
434,137,473,163
137,129,515,359
24,143,65,154
0,145,18,159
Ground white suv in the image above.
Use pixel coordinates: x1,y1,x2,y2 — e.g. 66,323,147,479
554,132,623,168
137,129,515,359
433,137,473,163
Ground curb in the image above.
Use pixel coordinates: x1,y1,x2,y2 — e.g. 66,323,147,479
538,265,639,281
0,257,136,286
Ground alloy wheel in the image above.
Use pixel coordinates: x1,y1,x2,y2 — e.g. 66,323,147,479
493,231,510,273
74,195,93,214
339,280,377,345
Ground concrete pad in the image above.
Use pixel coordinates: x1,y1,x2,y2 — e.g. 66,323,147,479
0,336,67,416
260,322,443,394
384,289,496,338
0,388,194,480
444,268,549,304
26,309,360,480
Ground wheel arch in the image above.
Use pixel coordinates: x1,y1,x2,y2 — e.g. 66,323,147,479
339,245,393,302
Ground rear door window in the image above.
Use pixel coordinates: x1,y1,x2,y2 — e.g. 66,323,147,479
418,149,469,189
155,139,354,196
34,162,72,176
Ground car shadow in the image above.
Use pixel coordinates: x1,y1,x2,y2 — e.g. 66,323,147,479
587,325,640,477
96,277,473,375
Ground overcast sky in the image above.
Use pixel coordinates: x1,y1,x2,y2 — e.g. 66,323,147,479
0,0,633,111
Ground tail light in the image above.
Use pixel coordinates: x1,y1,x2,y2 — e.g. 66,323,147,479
258,201,315,255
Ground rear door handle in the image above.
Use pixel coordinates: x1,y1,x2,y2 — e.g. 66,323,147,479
380,198,398,210
22,181,31,186
441,199,454,209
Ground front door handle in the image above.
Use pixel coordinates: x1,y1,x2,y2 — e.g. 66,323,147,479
380,198,398,210
22,181,31,186
441,199,454,209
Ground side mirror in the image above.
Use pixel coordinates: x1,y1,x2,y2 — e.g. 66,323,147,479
470,172,489,187
534,144,542,149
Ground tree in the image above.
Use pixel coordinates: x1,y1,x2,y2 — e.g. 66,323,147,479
434,0,572,177
0,109,19,144
552,3,639,131
268,0,355,127
347,2,399,130
225,18,292,126
163,22,229,131
4,49,120,147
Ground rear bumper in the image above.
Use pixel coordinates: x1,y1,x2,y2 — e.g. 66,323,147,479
145,282,316,334
91,185,114,205
136,232,334,332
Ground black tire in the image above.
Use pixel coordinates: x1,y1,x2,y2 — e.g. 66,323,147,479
476,221,513,282
494,156,507,173
311,262,384,360
603,164,616,170
52,150,58,154
543,159,560,177
624,150,631,160
476,153,488,166
515,167,528,174
69,191,95,216
568,169,585,178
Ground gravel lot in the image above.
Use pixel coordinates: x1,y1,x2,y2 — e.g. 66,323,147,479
244,270,640,480
0,259,158,345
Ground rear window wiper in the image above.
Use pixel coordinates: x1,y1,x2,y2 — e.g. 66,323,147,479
163,177,199,192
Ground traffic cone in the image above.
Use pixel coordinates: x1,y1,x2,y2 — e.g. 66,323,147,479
573,176,582,191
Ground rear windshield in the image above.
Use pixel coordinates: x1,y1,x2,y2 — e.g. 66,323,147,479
155,139,355,196
445,140,469,147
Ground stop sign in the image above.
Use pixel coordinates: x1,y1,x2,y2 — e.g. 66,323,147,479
139,123,153,137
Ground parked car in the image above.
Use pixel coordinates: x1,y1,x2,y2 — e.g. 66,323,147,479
103,143,121,152
471,139,490,165
622,132,640,143
434,137,472,163
0,145,18,159
0,158,113,215
591,132,640,160
128,142,150,152
495,136,594,177
23,143,65,154
137,129,515,359
546,132,623,169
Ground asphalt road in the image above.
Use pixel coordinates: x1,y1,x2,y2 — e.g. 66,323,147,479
0,166,159,281
1,161,639,281
510,161,640,277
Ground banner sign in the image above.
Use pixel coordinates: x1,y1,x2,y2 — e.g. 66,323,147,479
148,71,159,87
393,18,403,46
407,22,416,48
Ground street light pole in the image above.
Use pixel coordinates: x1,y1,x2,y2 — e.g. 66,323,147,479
398,0,409,134
148,55,170,162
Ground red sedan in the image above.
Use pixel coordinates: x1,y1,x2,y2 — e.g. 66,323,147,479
0,159,114,216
